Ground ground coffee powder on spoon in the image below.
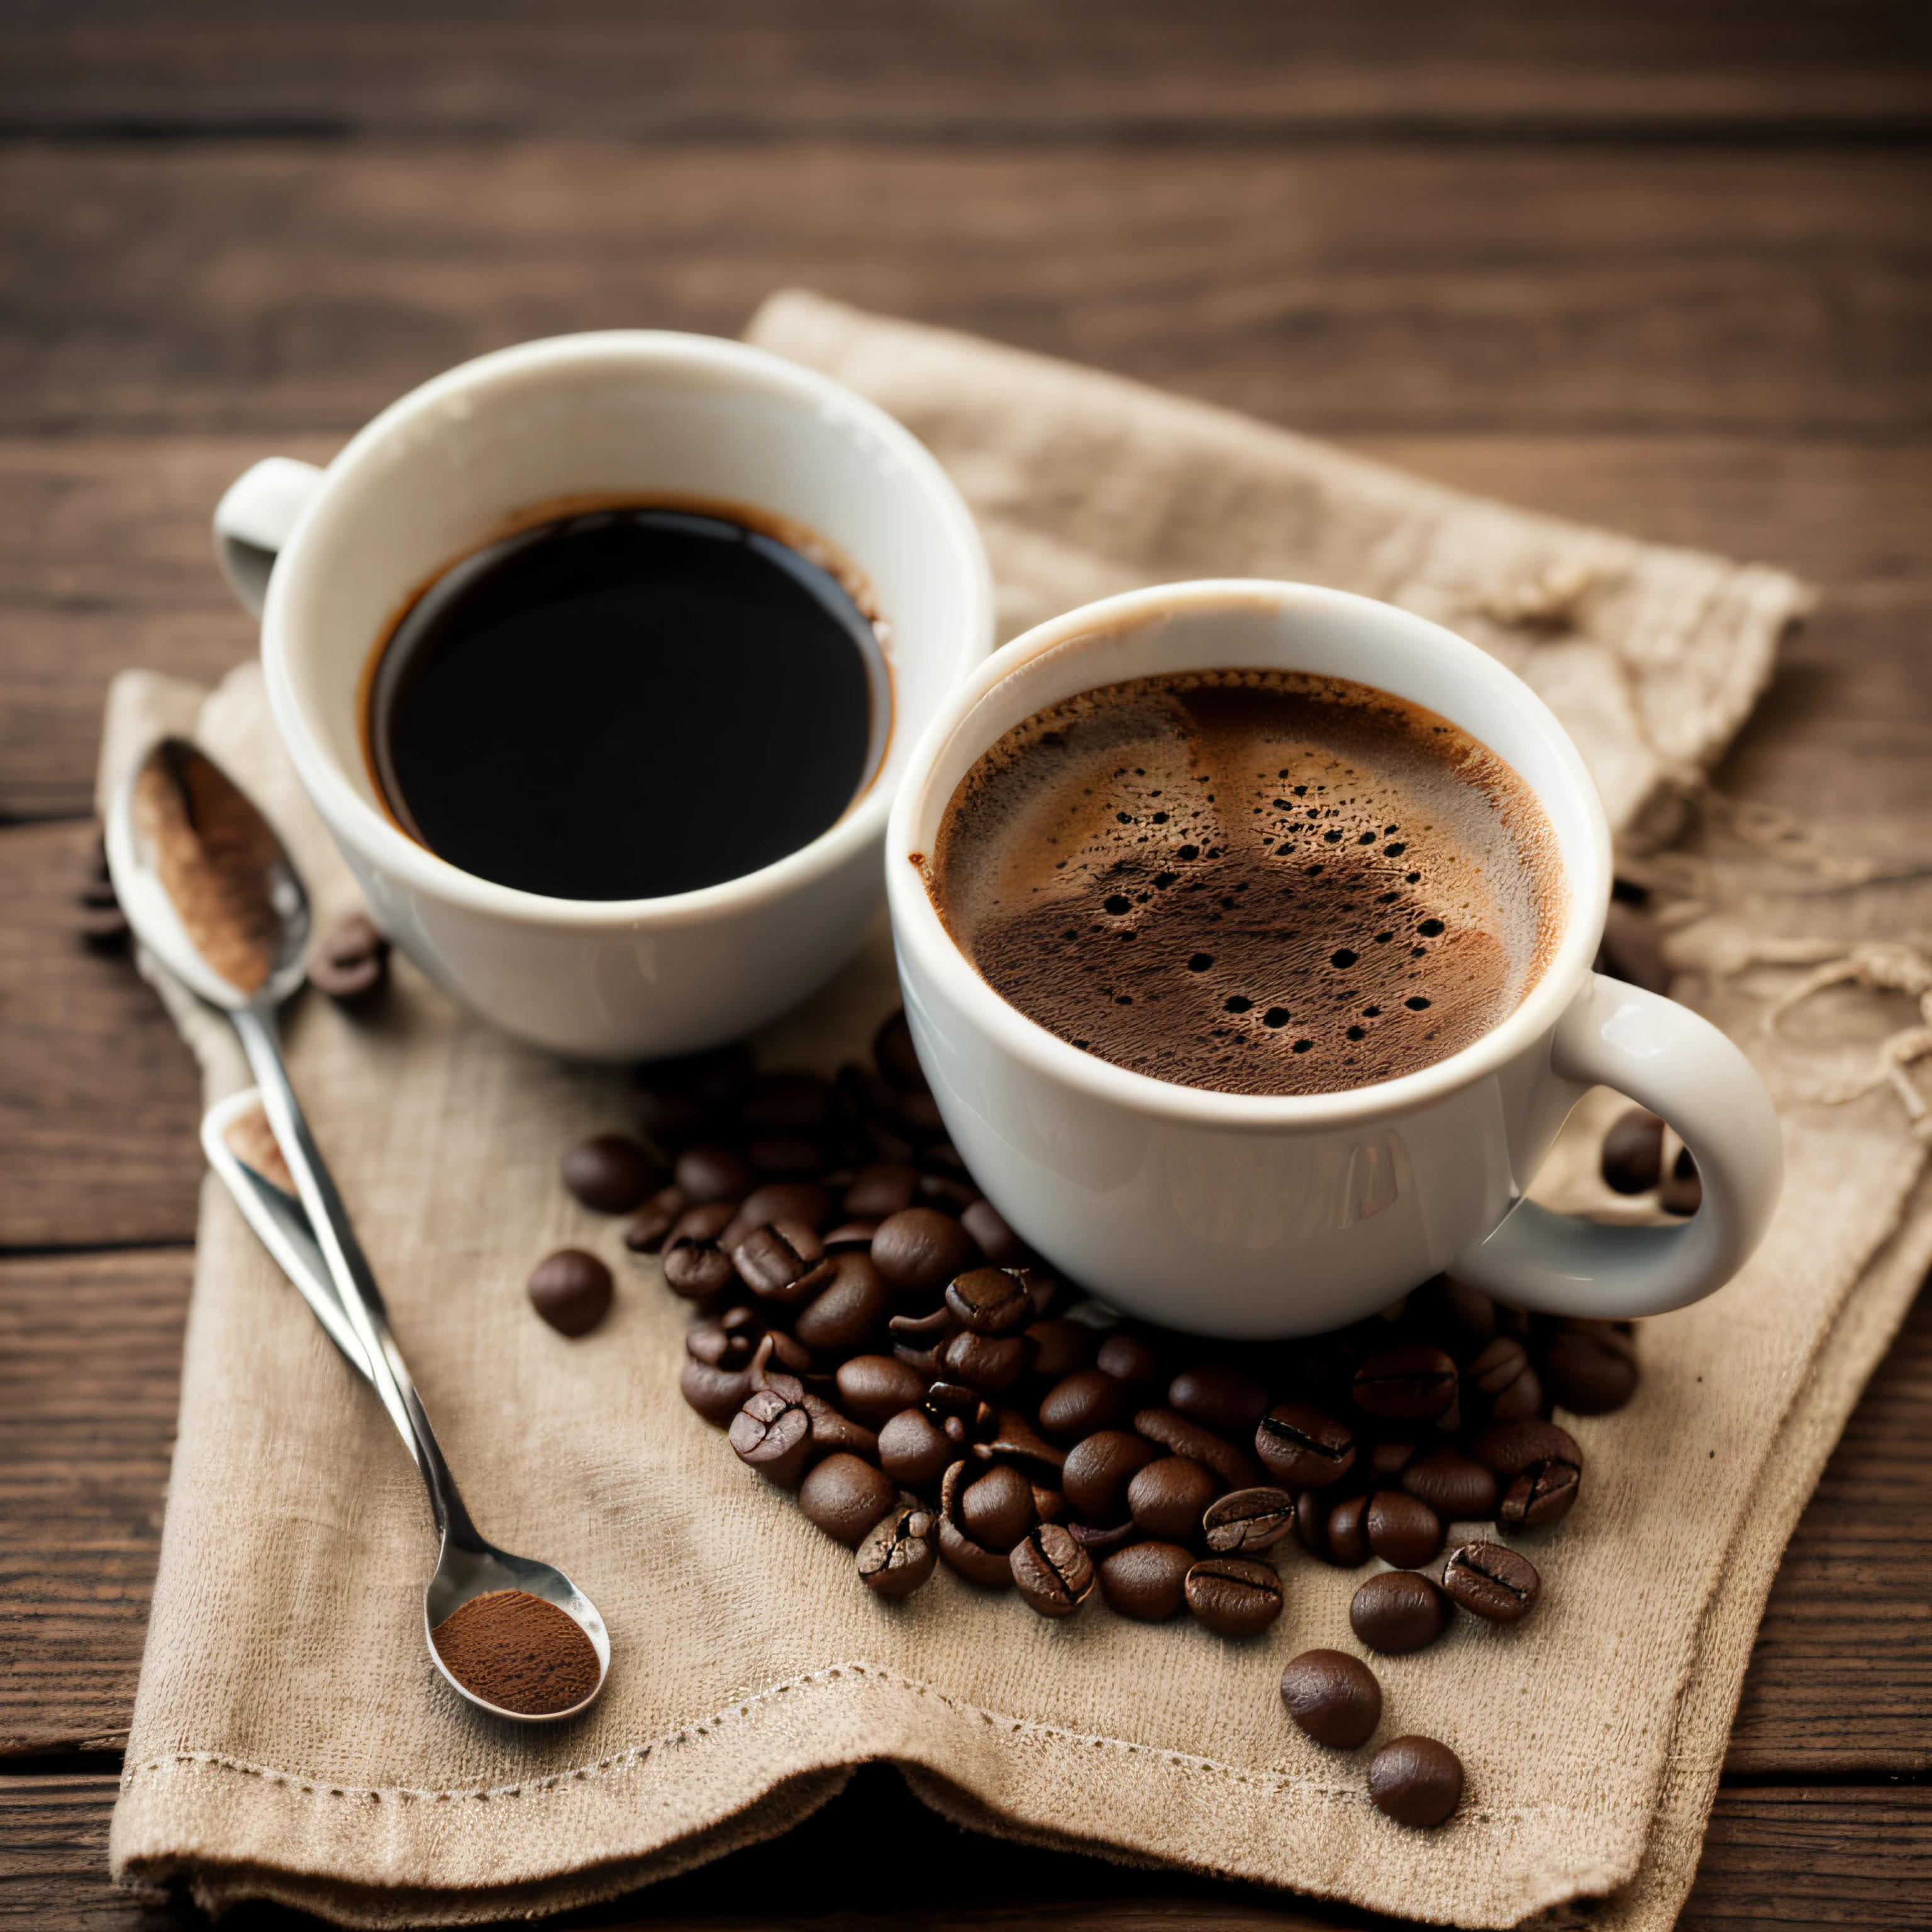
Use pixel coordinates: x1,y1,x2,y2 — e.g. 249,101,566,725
429,1589,600,1716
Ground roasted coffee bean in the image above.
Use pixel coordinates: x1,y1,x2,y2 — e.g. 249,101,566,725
1096,1332,1162,1387
1596,898,1671,997
892,1090,948,1145
1027,1319,1099,1381
741,1070,835,1137
1069,1519,1138,1552
724,1182,834,1247
917,1172,983,1215
960,1197,1031,1267
1062,1430,1160,1527
1293,1489,1333,1562
1202,1485,1297,1555
1443,1540,1541,1622
1350,1570,1452,1655
1099,1540,1194,1621
1255,1402,1357,1488
662,1202,741,1299
836,1355,930,1429
1474,1419,1584,1528
752,1328,812,1379
799,1453,896,1547
845,1162,921,1219
871,1208,976,1292
526,1248,613,1336
1440,1277,1497,1349
680,1355,754,1424
1399,1446,1499,1523
1280,1650,1382,1750
958,1463,1037,1551
823,1218,880,1251
937,1488,1016,1586
732,1221,834,1302
1543,1324,1640,1416
1129,1457,1223,1542
1466,1336,1542,1423
1168,1365,1269,1439
878,1407,955,1489
309,911,390,1001
940,1328,1033,1395
625,1185,689,1254
1660,1144,1702,1217
1135,1407,1258,1491
1366,1491,1444,1568
857,1498,938,1598
1039,1368,1131,1443
1353,1345,1458,1421
633,1081,706,1156
728,1385,814,1488
1368,1736,1464,1828
675,1143,753,1205
1184,1556,1283,1638
972,1409,1067,1477
925,1379,990,1423
561,1134,663,1214
874,1010,930,1091
685,1317,739,1369
1010,1523,1095,1618
793,1253,891,1355
1601,1107,1665,1195
747,1133,825,1179
1368,1438,1418,1484
946,1267,1034,1337
1326,1493,1371,1567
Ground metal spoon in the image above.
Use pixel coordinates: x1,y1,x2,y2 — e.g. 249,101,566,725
109,738,609,1722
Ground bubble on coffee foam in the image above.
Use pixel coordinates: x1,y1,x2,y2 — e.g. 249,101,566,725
930,670,1563,1097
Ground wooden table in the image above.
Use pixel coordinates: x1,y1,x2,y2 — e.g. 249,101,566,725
3,6,1929,1926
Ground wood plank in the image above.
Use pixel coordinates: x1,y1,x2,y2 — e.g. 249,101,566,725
3,1,1928,140
0,823,203,1250
0,1251,191,1758
3,142,1928,444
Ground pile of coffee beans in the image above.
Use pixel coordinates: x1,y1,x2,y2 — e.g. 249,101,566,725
533,1010,1641,1831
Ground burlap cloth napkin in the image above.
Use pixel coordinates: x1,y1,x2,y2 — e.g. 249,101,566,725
106,294,1932,1931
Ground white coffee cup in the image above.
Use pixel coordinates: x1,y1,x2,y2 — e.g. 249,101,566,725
887,580,1782,1337
213,331,992,1058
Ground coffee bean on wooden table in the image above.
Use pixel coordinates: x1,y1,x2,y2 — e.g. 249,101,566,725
1255,1402,1357,1487
960,1197,1031,1266
674,1143,753,1204
1062,1430,1159,1527
741,1070,834,1136
871,1207,976,1292
1280,1650,1382,1750
1168,1365,1269,1438
857,1499,938,1597
1039,1368,1131,1443
1442,1541,1541,1623
1365,1491,1444,1568
662,1202,741,1299
723,1182,833,1245
681,1355,753,1424
1353,1345,1458,1421
1473,1419,1584,1528
633,1080,706,1156
1465,1336,1541,1424
1201,1486,1297,1554
1399,1445,1499,1522
526,1249,613,1337
1099,1541,1194,1621
836,1355,929,1428
945,1267,1033,1336
1135,1407,1258,1491
1368,1736,1464,1828
799,1453,896,1547
625,1185,688,1253
1184,1557,1283,1638
1601,1107,1665,1195
1130,1457,1223,1541
1350,1570,1451,1655
1542,1324,1640,1415
560,1134,662,1213
728,1385,814,1488
1011,1523,1095,1617
309,911,391,1001
733,1221,833,1302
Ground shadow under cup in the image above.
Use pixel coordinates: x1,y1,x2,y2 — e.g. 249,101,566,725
258,331,992,1060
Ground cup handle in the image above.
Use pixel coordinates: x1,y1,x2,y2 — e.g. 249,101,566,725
1450,973,1783,1319
212,457,325,618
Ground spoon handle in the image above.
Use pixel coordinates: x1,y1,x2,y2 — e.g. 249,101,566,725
230,1001,486,1553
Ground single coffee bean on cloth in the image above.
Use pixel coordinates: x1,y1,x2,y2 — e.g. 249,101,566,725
106,301,1932,1932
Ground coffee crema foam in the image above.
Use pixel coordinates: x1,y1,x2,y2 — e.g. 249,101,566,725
928,669,1565,1097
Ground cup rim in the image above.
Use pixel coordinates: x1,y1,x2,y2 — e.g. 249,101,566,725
262,330,993,932
886,579,1612,1130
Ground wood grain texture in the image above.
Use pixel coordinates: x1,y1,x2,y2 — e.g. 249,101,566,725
0,1252,190,1758
3,1,1929,140
4,142,1929,443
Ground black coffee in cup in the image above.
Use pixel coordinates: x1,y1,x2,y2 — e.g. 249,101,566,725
365,502,887,901
927,669,1562,1097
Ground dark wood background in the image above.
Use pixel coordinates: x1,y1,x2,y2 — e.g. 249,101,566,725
3,5,1930,1926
